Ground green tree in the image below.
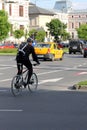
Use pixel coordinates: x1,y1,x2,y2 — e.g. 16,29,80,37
29,29,46,42
0,10,11,41
13,29,24,40
36,30,46,42
46,18,67,42
76,24,87,40
62,31,71,41
28,29,37,40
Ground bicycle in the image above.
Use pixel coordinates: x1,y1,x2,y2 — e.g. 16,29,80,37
11,63,38,96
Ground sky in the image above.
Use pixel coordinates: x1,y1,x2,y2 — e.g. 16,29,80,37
30,0,87,10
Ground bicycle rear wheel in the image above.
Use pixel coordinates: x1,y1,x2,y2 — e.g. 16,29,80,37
28,73,38,92
11,75,22,96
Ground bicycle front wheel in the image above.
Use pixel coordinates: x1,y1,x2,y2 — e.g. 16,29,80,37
11,75,22,96
28,73,38,92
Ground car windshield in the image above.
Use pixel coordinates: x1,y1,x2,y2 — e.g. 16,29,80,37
69,41,79,46
35,44,50,48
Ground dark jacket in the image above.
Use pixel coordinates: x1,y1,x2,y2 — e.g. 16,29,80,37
16,42,39,63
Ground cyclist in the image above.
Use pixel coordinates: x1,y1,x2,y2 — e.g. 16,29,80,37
16,37,40,87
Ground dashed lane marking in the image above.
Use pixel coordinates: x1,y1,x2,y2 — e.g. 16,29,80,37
0,78,11,82
76,71,87,75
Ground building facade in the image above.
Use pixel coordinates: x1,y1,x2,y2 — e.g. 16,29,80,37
53,0,87,39
0,0,29,42
29,3,55,31
0,0,87,42
29,3,55,42
68,9,87,39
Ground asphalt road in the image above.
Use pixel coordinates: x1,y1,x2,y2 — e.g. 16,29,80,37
0,54,87,130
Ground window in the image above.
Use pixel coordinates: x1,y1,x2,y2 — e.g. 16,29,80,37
9,4,12,16
54,44,57,49
19,6,23,17
2,3,4,10
72,32,74,38
20,25,24,30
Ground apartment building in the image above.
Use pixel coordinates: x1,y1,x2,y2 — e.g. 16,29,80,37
68,9,87,39
0,0,29,42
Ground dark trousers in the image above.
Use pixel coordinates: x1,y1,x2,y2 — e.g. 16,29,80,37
16,57,33,83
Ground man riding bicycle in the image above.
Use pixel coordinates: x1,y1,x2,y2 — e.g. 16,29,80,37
16,37,40,87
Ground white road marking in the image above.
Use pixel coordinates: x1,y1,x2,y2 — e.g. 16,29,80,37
0,70,62,83
0,78,11,82
39,78,63,84
78,64,82,67
0,67,13,70
76,72,87,75
0,109,23,112
0,64,15,67
37,70,62,75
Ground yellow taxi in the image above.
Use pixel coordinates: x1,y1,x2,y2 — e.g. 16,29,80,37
34,42,64,61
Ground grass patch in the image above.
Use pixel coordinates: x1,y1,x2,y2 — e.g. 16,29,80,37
78,81,87,86
0,48,17,55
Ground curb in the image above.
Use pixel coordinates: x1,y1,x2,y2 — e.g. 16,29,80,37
72,84,87,91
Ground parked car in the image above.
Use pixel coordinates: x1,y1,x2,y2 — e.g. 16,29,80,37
34,42,64,61
68,39,84,54
83,42,87,58
13,43,19,48
0,43,15,49
57,42,63,48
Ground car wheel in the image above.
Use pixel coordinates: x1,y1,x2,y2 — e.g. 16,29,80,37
44,58,46,61
69,51,72,54
83,54,86,58
60,53,64,60
50,54,54,61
